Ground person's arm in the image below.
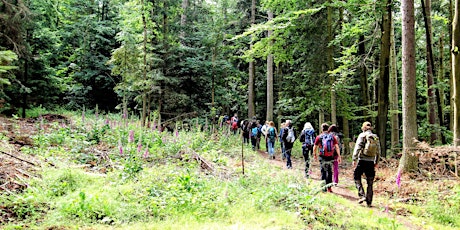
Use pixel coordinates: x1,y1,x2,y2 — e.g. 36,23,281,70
334,136,341,163
352,133,364,167
375,134,381,167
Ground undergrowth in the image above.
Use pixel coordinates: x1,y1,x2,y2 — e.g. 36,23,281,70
0,108,459,229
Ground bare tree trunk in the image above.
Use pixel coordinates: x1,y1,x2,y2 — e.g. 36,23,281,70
180,0,188,41
343,117,350,155
452,0,460,146
359,35,370,117
400,0,419,171
248,0,256,118
390,17,400,154
266,11,274,121
377,0,391,158
328,0,336,125
451,0,455,132
421,0,439,143
141,0,148,127
437,34,447,144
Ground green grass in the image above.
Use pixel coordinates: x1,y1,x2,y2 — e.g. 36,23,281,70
1,109,460,229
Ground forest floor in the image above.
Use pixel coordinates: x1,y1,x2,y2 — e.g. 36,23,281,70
1,115,460,229
255,145,458,229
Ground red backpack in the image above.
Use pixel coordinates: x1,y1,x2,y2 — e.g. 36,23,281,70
320,133,335,158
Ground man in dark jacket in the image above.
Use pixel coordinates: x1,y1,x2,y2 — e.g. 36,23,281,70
282,120,296,169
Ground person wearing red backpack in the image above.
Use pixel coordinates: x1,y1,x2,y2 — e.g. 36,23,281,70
313,123,341,192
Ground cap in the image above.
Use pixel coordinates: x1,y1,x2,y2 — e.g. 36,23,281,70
361,121,372,131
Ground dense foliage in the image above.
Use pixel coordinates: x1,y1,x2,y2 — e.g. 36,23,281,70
0,0,455,148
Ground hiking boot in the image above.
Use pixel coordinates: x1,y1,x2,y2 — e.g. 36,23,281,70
358,197,366,204
366,203,372,208
327,187,332,193
272,156,275,160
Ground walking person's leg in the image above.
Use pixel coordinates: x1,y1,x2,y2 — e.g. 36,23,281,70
333,158,339,185
354,160,366,202
302,147,310,178
285,146,292,169
364,161,376,207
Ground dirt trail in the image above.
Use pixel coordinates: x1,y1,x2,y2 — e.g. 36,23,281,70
256,149,421,229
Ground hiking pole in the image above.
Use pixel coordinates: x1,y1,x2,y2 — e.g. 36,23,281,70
241,133,245,175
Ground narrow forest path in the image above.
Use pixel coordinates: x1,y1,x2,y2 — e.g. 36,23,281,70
255,149,422,230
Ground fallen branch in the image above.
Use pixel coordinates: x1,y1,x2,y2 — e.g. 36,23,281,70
0,150,36,166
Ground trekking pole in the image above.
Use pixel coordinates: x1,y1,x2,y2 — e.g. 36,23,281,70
241,133,245,175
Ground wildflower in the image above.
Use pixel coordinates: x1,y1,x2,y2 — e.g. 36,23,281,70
119,144,123,155
129,130,134,143
396,170,402,188
175,130,179,138
143,148,149,158
137,142,142,153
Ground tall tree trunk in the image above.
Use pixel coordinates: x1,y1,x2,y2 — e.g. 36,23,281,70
437,34,447,144
400,0,419,171
390,16,400,154
377,0,391,158
343,117,350,155
180,0,188,41
359,35,370,117
248,0,256,118
421,0,439,143
266,11,274,121
141,0,148,127
451,0,455,131
453,0,460,146
328,0,336,125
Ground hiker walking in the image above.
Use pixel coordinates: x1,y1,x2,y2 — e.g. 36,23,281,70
267,121,278,159
314,123,341,192
250,120,261,151
328,124,343,185
230,114,239,135
241,120,250,145
299,122,315,178
281,120,296,169
278,122,286,160
261,121,269,153
352,121,380,207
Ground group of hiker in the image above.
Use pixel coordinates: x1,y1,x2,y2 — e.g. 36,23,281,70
223,116,380,208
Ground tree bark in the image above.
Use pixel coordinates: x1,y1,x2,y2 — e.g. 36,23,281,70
248,0,256,118
180,0,188,41
377,0,391,158
141,0,148,127
328,0,336,125
266,11,274,121
390,16,400,154
452,0,460,146
400,0,419,171
359,35,370,117
421,0,439,143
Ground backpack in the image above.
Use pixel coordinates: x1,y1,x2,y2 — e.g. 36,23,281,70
319,133,335,158
286,127,295,143
362,133,379,157
304,129,315,147
232,121,238,130
251,127,259,138
268,127,276,142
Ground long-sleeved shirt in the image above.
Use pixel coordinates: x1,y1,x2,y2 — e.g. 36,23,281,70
352,130,380,164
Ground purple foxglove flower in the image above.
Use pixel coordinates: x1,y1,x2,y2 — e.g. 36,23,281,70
129,130,134,143
143,148,149,158
175,130,179,138
119,145,123,155
396,170,402,188
137,143,142,152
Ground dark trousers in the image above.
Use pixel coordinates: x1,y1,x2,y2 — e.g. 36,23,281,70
353,160,376,205
284,143,293,168
302,145,313,177
320,158,333,190
251,137,257,150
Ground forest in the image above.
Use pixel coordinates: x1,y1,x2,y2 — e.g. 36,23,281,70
1,0,460,229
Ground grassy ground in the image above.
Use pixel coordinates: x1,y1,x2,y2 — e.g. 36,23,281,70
0,109,459,229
